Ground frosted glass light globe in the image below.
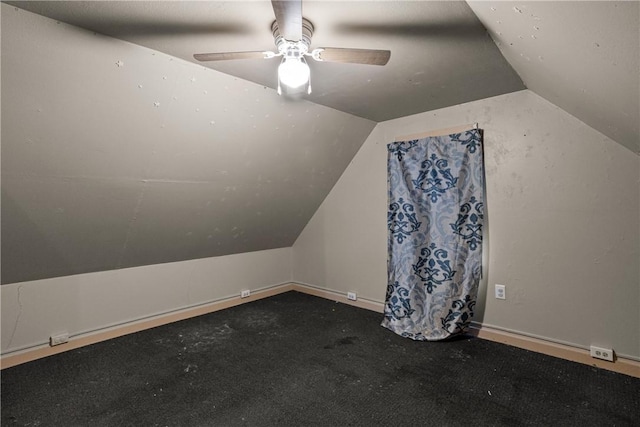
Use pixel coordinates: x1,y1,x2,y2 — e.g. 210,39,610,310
278,58,310,89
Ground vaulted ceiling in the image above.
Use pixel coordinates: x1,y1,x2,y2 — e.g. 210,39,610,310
3,1,526,122
1,1,638,284
469,1,638,154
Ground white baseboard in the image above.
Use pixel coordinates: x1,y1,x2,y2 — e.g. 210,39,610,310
3,282,638,378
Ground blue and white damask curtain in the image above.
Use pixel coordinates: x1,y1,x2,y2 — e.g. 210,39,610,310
382,129,484,341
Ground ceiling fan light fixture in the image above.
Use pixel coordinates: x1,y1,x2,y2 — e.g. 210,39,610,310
193,6,389,96
278,56,310,89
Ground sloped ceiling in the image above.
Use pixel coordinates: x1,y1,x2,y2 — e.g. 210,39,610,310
2,1,525,121
1,3,376,283
468,1,639,154
1,1,638,284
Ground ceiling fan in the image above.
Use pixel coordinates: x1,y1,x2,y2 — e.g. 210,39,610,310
193,0,391,95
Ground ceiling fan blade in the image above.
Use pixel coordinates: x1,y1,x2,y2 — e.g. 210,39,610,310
271,0,302,41
314,48,391,66
335,22,485,39
194,51,271,62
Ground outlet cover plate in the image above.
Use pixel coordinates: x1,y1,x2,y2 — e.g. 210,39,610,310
347,292,357,301
50,333,69,346
495,284,506,300
590,345,614,362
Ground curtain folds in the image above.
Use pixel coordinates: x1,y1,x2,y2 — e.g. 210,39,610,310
382,129,485,341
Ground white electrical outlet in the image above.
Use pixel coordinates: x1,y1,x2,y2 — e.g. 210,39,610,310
347,292,357,301
590,345,614,362
240,290,251,298
49,333,69,347
495,284,506,300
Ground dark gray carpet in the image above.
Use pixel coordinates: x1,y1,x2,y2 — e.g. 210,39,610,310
2,291,639,426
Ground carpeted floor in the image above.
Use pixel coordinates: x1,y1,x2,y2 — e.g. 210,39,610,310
2,291,639,426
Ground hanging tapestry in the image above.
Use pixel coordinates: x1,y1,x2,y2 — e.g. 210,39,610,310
381,129,485,341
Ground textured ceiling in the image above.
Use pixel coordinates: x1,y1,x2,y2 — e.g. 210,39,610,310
7,0,636,151
469,1,639,154
1,3,375,283
1,1,638,284
3,1,525,122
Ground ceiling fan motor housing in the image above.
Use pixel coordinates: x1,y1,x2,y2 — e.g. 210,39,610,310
272,18,314,56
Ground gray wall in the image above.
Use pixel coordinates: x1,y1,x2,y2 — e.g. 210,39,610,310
292,90,640,359
2,5,638,361
0,4,367,355
1,248,292,353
